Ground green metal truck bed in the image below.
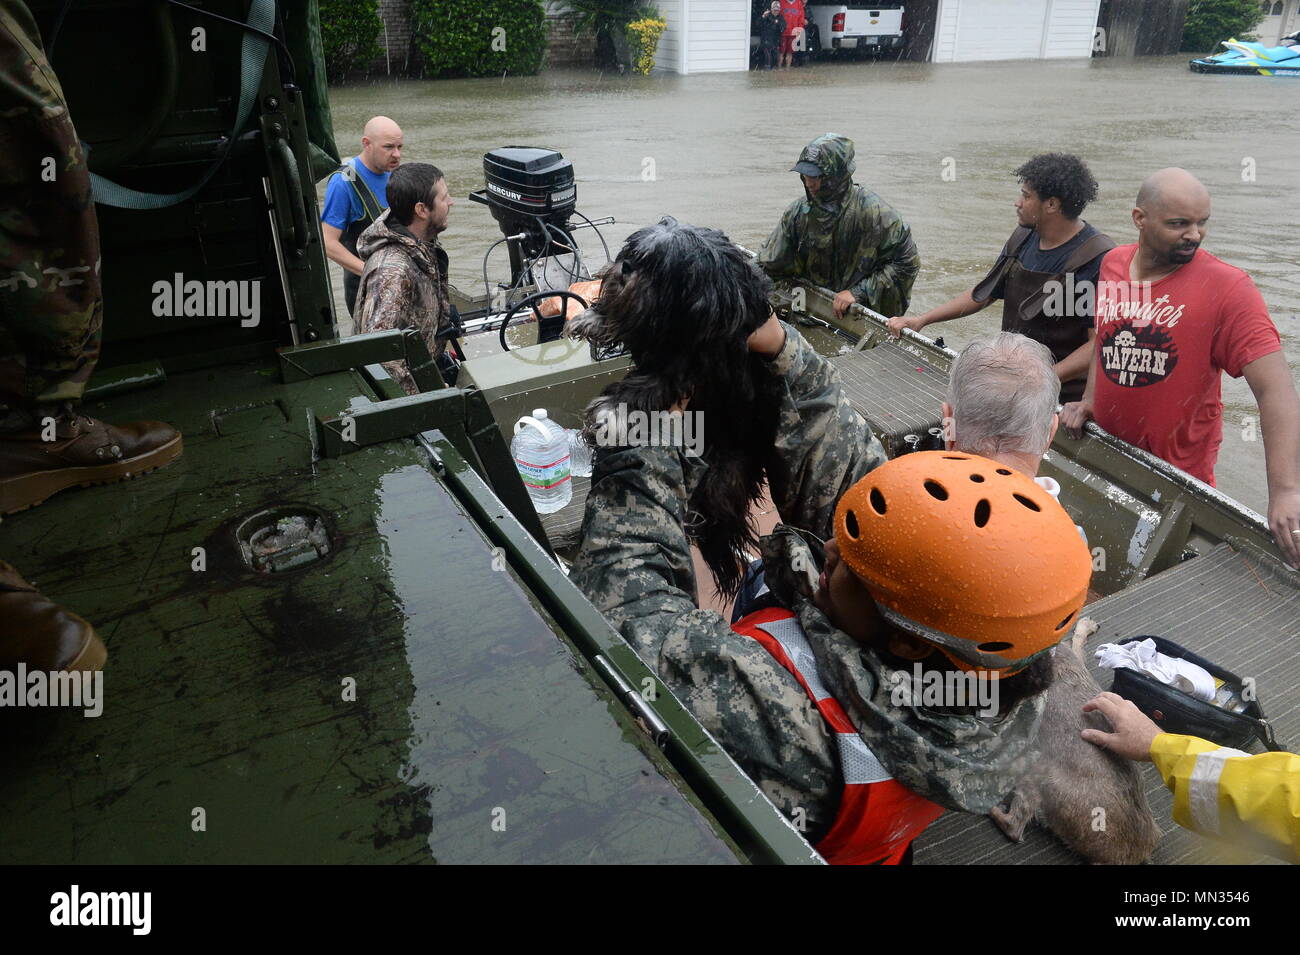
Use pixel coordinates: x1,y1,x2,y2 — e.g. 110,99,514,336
0,359,741,864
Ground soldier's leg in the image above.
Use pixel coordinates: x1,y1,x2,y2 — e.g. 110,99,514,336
0,0,102,426
0,3,181,515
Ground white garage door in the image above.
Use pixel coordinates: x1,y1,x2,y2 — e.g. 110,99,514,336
934,0,1099,62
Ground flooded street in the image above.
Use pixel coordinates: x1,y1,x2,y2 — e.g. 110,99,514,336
325,54,1297,515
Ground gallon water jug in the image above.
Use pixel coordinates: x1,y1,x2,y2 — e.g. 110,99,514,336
510,408,572,513
567,428,593,478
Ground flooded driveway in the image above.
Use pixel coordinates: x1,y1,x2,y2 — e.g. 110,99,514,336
325,54,1298,514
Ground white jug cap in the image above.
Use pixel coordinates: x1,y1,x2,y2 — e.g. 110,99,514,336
532,408,548,419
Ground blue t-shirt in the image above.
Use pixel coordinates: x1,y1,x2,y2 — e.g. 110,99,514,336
320,156,390,232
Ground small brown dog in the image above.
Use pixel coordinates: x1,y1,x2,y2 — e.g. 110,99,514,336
990,618,1163,864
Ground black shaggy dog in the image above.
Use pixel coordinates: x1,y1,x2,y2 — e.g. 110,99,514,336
568,217,781,598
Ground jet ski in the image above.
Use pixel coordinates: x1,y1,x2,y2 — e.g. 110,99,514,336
1189,37,1300,76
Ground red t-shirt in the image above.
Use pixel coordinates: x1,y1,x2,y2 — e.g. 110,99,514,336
781,0,805,34
1091,244,1281,485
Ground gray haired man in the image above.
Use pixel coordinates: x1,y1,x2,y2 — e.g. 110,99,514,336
942,332,1075,513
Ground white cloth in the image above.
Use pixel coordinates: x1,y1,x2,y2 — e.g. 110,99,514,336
1095,638,1218,702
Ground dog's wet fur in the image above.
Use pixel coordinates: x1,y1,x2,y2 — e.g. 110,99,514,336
570,217,781,597
990,618,1162,864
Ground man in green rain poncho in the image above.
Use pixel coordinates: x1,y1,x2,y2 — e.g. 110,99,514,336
758,133,920,318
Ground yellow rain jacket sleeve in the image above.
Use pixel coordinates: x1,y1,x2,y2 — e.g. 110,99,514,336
1150,733,1300,863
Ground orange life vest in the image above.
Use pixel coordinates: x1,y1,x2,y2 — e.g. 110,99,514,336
731,606,944,864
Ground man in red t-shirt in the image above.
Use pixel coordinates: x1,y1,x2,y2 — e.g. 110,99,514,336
779,0,806,69
1063,168,1300,567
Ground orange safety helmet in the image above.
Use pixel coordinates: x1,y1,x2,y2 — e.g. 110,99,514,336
833,451,1091,676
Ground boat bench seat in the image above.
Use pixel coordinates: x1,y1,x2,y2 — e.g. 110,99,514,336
540,475,591,551
828,344,950,455
915,542,1298,864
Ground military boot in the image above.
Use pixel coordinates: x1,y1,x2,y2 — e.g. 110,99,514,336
0,560,106,672
0,407,182,515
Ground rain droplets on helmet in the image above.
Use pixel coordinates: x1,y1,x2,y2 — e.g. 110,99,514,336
832,451,1092,676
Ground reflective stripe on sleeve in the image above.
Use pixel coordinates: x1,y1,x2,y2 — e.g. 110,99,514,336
1187,744,1252,836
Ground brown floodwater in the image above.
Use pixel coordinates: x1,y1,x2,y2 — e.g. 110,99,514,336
324,54,1298,515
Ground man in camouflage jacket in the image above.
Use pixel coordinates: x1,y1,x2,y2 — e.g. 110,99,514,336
354,163,454,393
758,133,920,319
571,317,1048,844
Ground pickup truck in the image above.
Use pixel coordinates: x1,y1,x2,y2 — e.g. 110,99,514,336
805,4,905,56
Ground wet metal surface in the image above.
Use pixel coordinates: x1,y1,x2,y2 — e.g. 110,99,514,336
830,344,950,450
0,361,737,863
326,55,1297,514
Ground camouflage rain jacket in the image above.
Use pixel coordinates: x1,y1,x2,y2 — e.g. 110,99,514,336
758,134,920,317
354,210,451,394
571,323,1046,841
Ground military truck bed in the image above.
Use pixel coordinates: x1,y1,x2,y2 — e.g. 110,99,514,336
0,358,741,864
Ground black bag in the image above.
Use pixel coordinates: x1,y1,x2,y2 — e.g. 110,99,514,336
1108,635,1284,752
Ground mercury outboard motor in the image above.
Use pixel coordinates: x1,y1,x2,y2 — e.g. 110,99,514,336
466,146,612,347
472,146,578,287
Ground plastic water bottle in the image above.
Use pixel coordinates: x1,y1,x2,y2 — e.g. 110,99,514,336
567,428,592,478
510,408,572,513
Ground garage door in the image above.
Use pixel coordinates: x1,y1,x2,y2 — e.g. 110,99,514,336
933,0,1099,62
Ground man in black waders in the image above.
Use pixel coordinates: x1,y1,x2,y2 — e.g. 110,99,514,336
320,116,402,319
887,153,1114,403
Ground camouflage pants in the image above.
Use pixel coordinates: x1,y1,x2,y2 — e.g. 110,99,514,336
0,0,102,421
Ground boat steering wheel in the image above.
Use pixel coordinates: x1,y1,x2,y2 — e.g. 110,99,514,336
498,290,591,353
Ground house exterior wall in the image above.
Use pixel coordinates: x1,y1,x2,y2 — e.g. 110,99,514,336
1259,0,1300,45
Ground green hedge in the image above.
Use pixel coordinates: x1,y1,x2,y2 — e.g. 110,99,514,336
1180,0,1264,52
319,0,384,81
412,0,548,78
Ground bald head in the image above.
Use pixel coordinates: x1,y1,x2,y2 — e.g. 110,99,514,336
364,116,401,141
1135,167,1209,213
1133,168,1210,270
360,116,403,174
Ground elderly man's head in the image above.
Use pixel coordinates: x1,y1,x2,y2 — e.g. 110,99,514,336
942,332,1060,474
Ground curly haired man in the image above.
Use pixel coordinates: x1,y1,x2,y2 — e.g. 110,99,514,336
888,153,1114,403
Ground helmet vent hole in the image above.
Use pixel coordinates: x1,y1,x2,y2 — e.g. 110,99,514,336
1013,493,1041,512
923,480,949,501
969,473,985,483
978,641,1012,653
1056,611,1076,632
973,499,991,527
869,488,887,516
995,468,1012,476
942,455,968,460
845,509,861,538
